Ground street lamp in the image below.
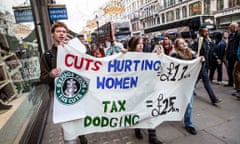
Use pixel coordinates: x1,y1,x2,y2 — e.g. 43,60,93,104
95,14,100,58
95,14,100,44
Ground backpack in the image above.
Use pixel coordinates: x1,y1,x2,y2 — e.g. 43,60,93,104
44,50,52,69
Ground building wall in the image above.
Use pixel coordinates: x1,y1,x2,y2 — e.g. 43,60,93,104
123,0,239,34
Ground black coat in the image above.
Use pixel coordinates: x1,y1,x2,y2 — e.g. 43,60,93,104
191,38,217,68
226,30,240,59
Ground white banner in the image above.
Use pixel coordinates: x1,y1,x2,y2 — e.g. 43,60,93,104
53,43,202,139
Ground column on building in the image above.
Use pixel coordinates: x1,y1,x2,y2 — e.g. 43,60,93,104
210,0,217,14
223,0,229,9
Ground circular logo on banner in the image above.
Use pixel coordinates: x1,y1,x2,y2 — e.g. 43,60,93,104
55,70,89,105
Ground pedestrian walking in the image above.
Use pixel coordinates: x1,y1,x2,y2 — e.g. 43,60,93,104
171,38,203,135
209,32,226,84
225,23,240,88
233,39,240,100
191,24,222,105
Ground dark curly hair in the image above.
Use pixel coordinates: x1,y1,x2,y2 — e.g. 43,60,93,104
127,36,142,51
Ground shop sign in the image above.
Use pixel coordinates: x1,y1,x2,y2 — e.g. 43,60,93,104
13,6,33,23
48,4,68,21
13,4,68,23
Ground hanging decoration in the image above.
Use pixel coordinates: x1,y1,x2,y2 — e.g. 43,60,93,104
86,20,97,29
103,0,125,14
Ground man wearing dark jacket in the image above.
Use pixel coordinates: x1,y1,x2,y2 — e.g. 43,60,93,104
191,24,222,105
209,32,226,83
233,39,240,100
40,22,87,144
225,23,240,87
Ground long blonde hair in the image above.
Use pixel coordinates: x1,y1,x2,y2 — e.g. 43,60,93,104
174,38,193,60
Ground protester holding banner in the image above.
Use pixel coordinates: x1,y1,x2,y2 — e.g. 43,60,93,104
128,36,163,144
171,38,200,135
191,24,222,105
40,22,88,144
105,39,127,56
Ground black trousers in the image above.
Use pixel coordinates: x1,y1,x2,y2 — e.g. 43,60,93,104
227,57,237,86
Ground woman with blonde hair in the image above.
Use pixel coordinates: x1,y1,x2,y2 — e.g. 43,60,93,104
172,38,195,60
171,38,200,135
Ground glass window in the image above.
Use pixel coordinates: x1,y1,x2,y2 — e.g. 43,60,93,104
182,6,187,18
229,0,233,7
0,1,48,144
162,13,165,23
189,1,202,16
204,0,210,14
176,8,180,19
166,11,174,22
217,0,224,11
229,0,240,7
157,17,160,24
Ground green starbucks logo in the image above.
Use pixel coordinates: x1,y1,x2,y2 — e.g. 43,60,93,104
55,70,89,105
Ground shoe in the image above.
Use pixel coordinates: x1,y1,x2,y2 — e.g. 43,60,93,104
149,137,162,144
216,81,222,85
232,92,239,96
185,126,197,135
0,102,12,109
135,129,143,139
224,84,233,87
78,135,88,144
236,96,240,101
0,102,12,114
64,139,78,144
212,99,222,105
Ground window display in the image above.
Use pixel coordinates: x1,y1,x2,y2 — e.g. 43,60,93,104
0,1,47,143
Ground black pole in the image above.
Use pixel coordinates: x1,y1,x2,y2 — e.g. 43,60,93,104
95,15,100,58
96,15,100,44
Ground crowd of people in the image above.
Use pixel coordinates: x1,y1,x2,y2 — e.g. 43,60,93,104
40,21,240,144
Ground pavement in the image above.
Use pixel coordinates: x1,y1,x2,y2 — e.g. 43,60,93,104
41,80,240,144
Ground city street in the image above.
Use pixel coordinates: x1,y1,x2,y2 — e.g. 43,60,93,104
42,80,240,144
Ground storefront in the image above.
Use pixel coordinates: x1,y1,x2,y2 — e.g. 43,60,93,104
0,0,53,144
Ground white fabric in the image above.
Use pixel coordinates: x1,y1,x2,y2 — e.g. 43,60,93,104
53,43,202,140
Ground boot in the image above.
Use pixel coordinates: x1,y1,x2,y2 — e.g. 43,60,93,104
64,139,78,144
148,129,162,144
78,135,88,144
0,102,12,114
134,128,143,139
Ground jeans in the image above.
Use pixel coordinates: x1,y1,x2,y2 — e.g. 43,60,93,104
184,94,194,128
199,65,218,103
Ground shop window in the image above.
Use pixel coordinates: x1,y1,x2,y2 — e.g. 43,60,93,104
0,2,45,144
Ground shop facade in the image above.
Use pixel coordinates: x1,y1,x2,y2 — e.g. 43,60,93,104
0,0,53,144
